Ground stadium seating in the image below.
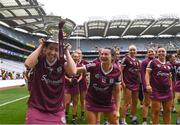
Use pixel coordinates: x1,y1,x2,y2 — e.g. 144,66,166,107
0,58,25,74
0,24,40,46
67,37,180,52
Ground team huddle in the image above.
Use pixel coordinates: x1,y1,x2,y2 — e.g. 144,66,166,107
24,27,180,125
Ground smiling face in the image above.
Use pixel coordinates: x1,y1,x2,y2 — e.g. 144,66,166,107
170,54,176,63
157,47,166,60
72,52,80,63
100,48,112,64
147,48,155,59
44,43,59,63
75,49,82,60
128,45,137,57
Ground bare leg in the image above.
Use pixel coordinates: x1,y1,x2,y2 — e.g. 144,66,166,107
151,100,161,124
162,100,172,124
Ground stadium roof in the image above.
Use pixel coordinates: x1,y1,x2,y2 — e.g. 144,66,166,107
0,0,76,36
71,16,180,38
0,0,180,38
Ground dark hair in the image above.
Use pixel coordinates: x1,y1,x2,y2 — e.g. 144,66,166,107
166,54,171,61
157,46,163,49
177,49,180,55
104,47,116,57
44,41,51,48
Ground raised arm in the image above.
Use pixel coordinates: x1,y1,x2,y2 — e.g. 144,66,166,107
24,38,44,68
77,66,86,74
64,44,77,76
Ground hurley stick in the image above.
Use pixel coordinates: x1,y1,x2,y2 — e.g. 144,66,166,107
58,20,65,63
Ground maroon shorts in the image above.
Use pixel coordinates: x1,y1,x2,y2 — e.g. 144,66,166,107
85,101,115,112
79,80,88,92
65,84,79,94
126,83,139,92
175,80,180,92
25,106,66,124
150,90,173,101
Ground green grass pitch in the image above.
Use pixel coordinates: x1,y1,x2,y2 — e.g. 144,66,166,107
0,86,179,124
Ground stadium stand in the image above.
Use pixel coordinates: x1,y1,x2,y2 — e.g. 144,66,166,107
0,58,24,74
66,37,180,52
1,1,180,124
0,24,40,46
0,0,180,64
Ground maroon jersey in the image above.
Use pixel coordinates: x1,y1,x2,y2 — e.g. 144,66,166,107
65,74,80,94
92,58,100,63
175,60,180,81
85,62,121,112
113,58,121,68
28,55,65,113
79,59,89,65
27,68,34,92
78,59,89,91
174,60,180,92
65,74,80,87
121,56,141,91
65,63,81,94
141,57,154,91
79,59,89,83
148,59,172,101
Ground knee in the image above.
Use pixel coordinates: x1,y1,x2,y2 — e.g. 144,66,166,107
80,98,85,103
73,99,79,105
164,108,171,114
123,102,130,107
65,101,70,105
152,109,160,116
143,102,150,107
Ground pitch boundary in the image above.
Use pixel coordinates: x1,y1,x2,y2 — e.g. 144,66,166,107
0,95,29,107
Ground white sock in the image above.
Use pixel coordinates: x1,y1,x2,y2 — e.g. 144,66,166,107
132,116,137,121
121,118,126,123
177,117,180,123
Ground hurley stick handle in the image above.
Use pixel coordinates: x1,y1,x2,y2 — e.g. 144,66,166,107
58,20,65,62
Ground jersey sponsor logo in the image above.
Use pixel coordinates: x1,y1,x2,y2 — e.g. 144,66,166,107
57,66,62,73
109,78,114,84
157,64,161,68
95,74,100,79
133,62,139,66
102,76,106,83
47,67,53,75
157,71,169,77
167,66,171,70
128,67,139,73
86,63,96,68
92,84,109,92
41,75,63,85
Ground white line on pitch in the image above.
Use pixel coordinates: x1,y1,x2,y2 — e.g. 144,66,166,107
0,95,29,107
